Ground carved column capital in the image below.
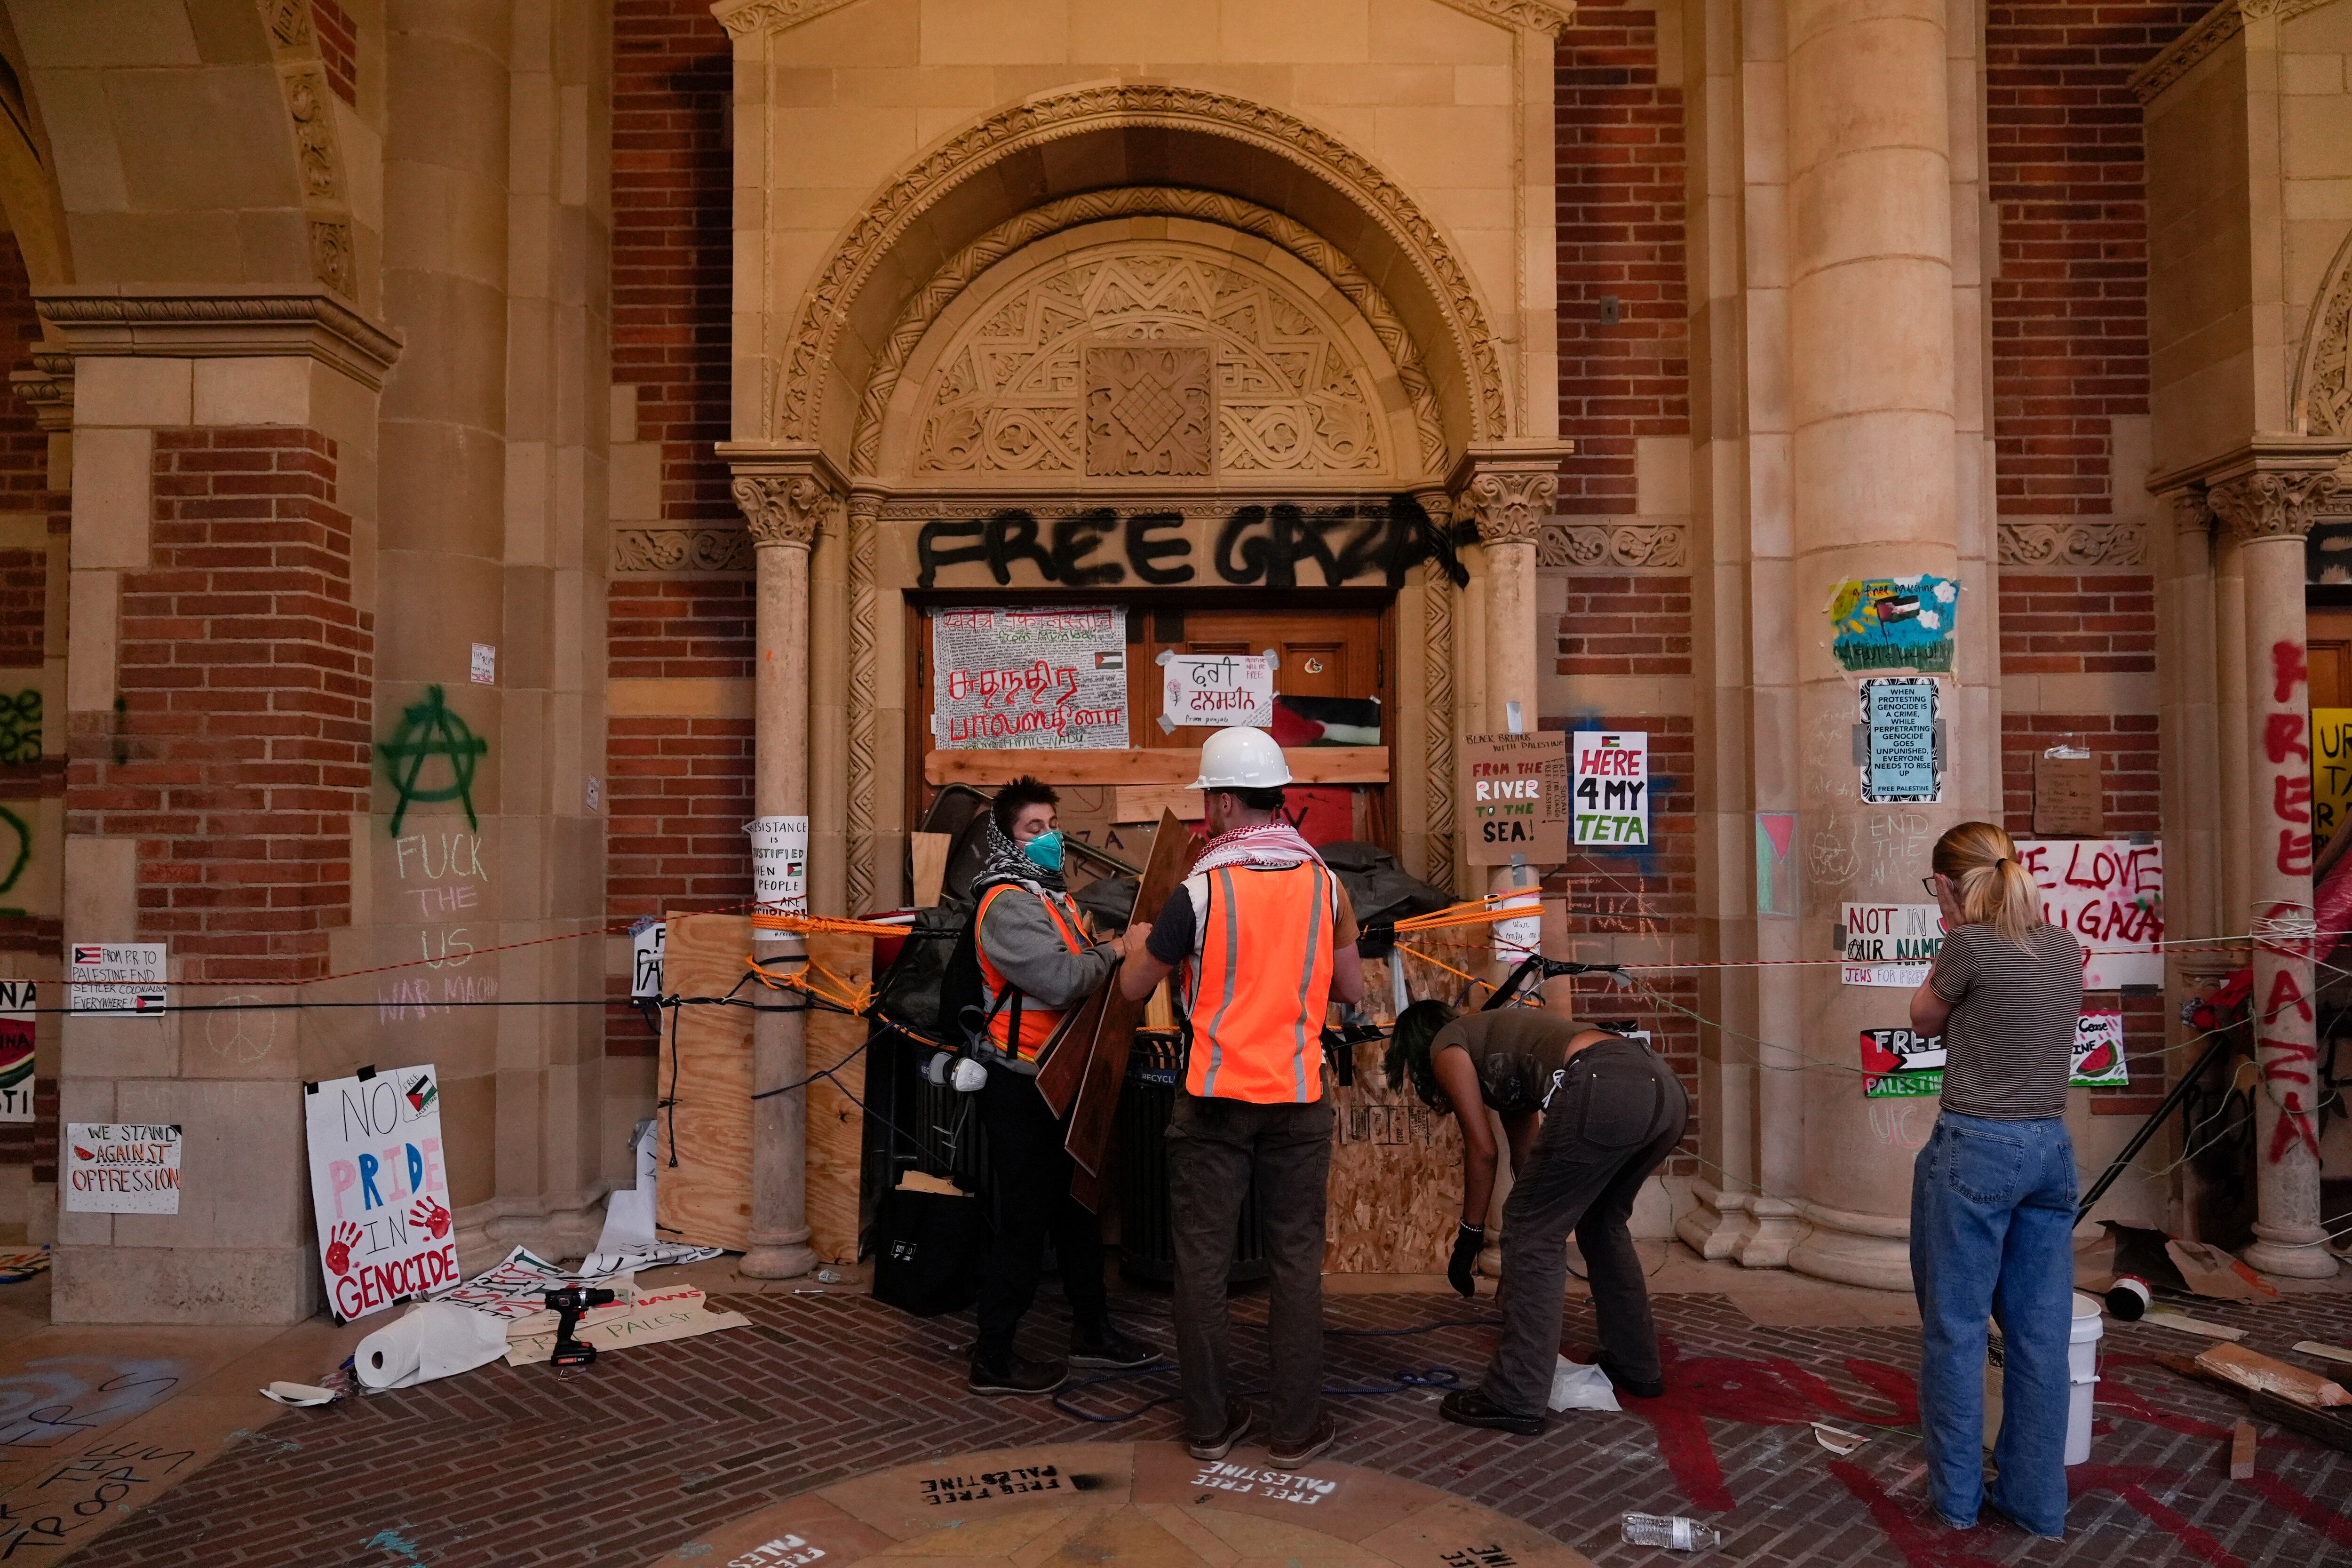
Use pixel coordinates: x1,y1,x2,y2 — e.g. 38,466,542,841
1449,447,1572,547
2207,468,2341,542
2164,486,2215,537
731,473,840,549
8,350,72,434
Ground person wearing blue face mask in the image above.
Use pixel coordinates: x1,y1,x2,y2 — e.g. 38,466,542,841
966,778,1159,1393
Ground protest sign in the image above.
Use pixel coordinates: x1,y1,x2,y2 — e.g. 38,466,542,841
2013,838,2163,990
63,1124,181,1214
930,606,1128,750
2034,751,2103,836
1859,1029,1945,1098
1829,574,1960,672
2070,1009,2128,1087
749,817,807,919
304,1065,460,1322
1571,731,1649,847
0,980,30,1122
440,1246,611,1321
2314,708,2352,852
1462,732,1568,864
1859,678,1941,803
503,1283,750,1367
631,920,666,999
1756,813,1797,917
69,943,166,1015
1162,652,1272,729
1840,902,1945,987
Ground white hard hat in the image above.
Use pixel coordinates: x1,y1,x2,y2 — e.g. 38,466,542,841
1193,726,1292,790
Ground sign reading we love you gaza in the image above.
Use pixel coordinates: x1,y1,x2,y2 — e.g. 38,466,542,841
305,1064,459,1323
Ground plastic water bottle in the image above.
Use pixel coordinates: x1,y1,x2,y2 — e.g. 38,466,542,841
1621,1513,1723,1551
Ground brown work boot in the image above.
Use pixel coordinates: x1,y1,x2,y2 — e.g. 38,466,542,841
1186,1399,1253,1461
1267,1412,1337,1467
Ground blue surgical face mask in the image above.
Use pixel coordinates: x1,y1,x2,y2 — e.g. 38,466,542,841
1024,829,1065,874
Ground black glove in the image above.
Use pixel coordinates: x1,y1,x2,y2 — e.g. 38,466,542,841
1448,1223,1484,1298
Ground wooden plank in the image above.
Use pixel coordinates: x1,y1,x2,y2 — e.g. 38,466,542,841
925,746,1389,788
1114,784,1204,824
1032,984,1110,1119
654,912,755,1251
2230,1418,2256,1480
804,932,872,1266
2250,1388,2352,1454
1066,810,1196,1191
910,833,952,908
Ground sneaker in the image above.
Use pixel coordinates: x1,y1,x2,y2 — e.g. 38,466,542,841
1266,1413,1337,1468
1596,1357,1666,1399
1071,1324,1161,1369
1186,1399,1253,1461
1438,1387,1545,1436
969,1352,1068,1395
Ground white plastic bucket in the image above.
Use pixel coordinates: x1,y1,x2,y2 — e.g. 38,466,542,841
2066,1289,2102,1466
1979,1293,2103,1465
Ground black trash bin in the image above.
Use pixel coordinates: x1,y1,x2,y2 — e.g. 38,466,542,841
1117,1030,1268,1286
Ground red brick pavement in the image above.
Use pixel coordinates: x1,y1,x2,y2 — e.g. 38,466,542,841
62,1285,2352,1567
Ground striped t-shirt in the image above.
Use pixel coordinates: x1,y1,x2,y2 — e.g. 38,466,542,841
1929,923,2085,1119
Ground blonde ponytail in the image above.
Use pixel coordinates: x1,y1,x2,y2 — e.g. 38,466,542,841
1932,821,2041,947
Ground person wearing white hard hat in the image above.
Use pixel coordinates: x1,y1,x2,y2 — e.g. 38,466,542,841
1117,725,1366,1469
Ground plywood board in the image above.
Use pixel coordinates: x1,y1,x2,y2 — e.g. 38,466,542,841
1067,812,1197,1188
926,746,1388,788
1114,784,1204,823
805,932,873,1266
910,833,952,908
1326,1038,1465,1273
656,912,755,1251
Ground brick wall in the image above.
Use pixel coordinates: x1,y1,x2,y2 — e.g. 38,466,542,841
65,429,372,984
314,0,358,107
1986,0,2209,514
1556,575,1692,678
1555,5,1688,516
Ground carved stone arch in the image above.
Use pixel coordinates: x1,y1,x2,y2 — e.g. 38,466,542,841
776,86,1512,463
2295,222,2352,438
851,197,1452,485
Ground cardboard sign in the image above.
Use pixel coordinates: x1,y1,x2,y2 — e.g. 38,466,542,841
304,1065,460,1322
930,605,1128,750
1571,731,1649,847
631,920,666,1000
2070,1008,2127,1087
1840,902,1945,987
749,816,808,920
1859,678,1941,803
63,1123,182,1214
2013,838,2163,990
1860,1028,1945,1098
1830,574,1959,673
0,980,30,1122
1492,889,1542,964
1162,653,1273,728
1462,732,1569,864
2034,752,2103,836
68,942,167,1015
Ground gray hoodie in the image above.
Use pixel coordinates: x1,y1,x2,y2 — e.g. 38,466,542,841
977,885,1119,1051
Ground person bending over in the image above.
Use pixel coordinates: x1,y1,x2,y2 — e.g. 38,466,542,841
967,778,1159,1395
1392,1000,1688,1435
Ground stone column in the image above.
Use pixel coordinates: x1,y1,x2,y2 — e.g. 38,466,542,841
2207,462,2342,1281
1781,0,1966,1289
1452,450,1569,732
727,454,836,1281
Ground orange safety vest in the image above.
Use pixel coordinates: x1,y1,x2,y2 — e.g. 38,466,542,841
975,883,1089,1061
1182,860,1337,1104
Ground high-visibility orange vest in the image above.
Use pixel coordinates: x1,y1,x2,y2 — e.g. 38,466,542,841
976,883,1088,1061
1183,860,1337,1104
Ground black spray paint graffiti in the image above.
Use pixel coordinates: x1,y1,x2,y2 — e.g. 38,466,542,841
0,1441,197,1558
378,686,489,835
0,1361,183,1465
0,692,37,768
914,497,1472,592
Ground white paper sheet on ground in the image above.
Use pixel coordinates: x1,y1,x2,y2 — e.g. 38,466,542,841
582,1118,727,1275
2295,1340,2352,1367
1812,1423,1870,1455
580,1239,724,1276
354,1301,510,1390
2141,1310,2246,1341
505,1284,750,1367
1548,1357,1621,1413
259,1381,338,1406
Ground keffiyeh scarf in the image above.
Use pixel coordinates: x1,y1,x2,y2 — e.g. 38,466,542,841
1188,821,1324,878
973,815,1067,899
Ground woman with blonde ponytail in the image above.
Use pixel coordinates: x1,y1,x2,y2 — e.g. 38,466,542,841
1906,821,2085,1540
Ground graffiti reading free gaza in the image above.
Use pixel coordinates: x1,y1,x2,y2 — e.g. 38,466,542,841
378,686,488,835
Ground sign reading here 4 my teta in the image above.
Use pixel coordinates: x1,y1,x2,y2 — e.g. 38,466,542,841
305,1065,459,1323
1572,731,1649,846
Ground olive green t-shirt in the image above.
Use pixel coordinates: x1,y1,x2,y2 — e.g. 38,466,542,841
1428,1009,1605,1116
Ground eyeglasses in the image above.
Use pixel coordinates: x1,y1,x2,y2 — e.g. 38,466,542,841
1920,876,1941,898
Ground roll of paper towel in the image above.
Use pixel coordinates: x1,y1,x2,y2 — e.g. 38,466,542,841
354,1302,509,1391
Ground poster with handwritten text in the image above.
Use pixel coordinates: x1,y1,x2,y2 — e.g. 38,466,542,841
931,606,1128,750
0,980,30,1122
2013,839,2163,990
304,1064,460,1323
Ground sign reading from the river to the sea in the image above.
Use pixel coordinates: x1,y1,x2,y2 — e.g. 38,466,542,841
1859,677,1942,803
1571,731,1649,847
930,606,1128,750
1462,732,1569,864
1830,574,1960,672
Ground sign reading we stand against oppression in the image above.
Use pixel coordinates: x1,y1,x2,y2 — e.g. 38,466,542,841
1461,732,1568,863
305,1065,459,1322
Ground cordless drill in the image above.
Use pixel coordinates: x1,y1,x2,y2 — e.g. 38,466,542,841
541,1286,617,1369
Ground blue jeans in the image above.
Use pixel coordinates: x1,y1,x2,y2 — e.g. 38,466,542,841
1910,1111,2077,1538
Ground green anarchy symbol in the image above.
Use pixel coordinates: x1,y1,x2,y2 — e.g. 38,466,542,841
378,685,489,835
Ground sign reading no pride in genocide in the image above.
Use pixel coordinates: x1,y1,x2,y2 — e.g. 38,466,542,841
305,1064,460,1322
1461,732,1568,863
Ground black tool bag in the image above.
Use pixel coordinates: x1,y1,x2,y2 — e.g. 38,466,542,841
870,1185,985,1317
